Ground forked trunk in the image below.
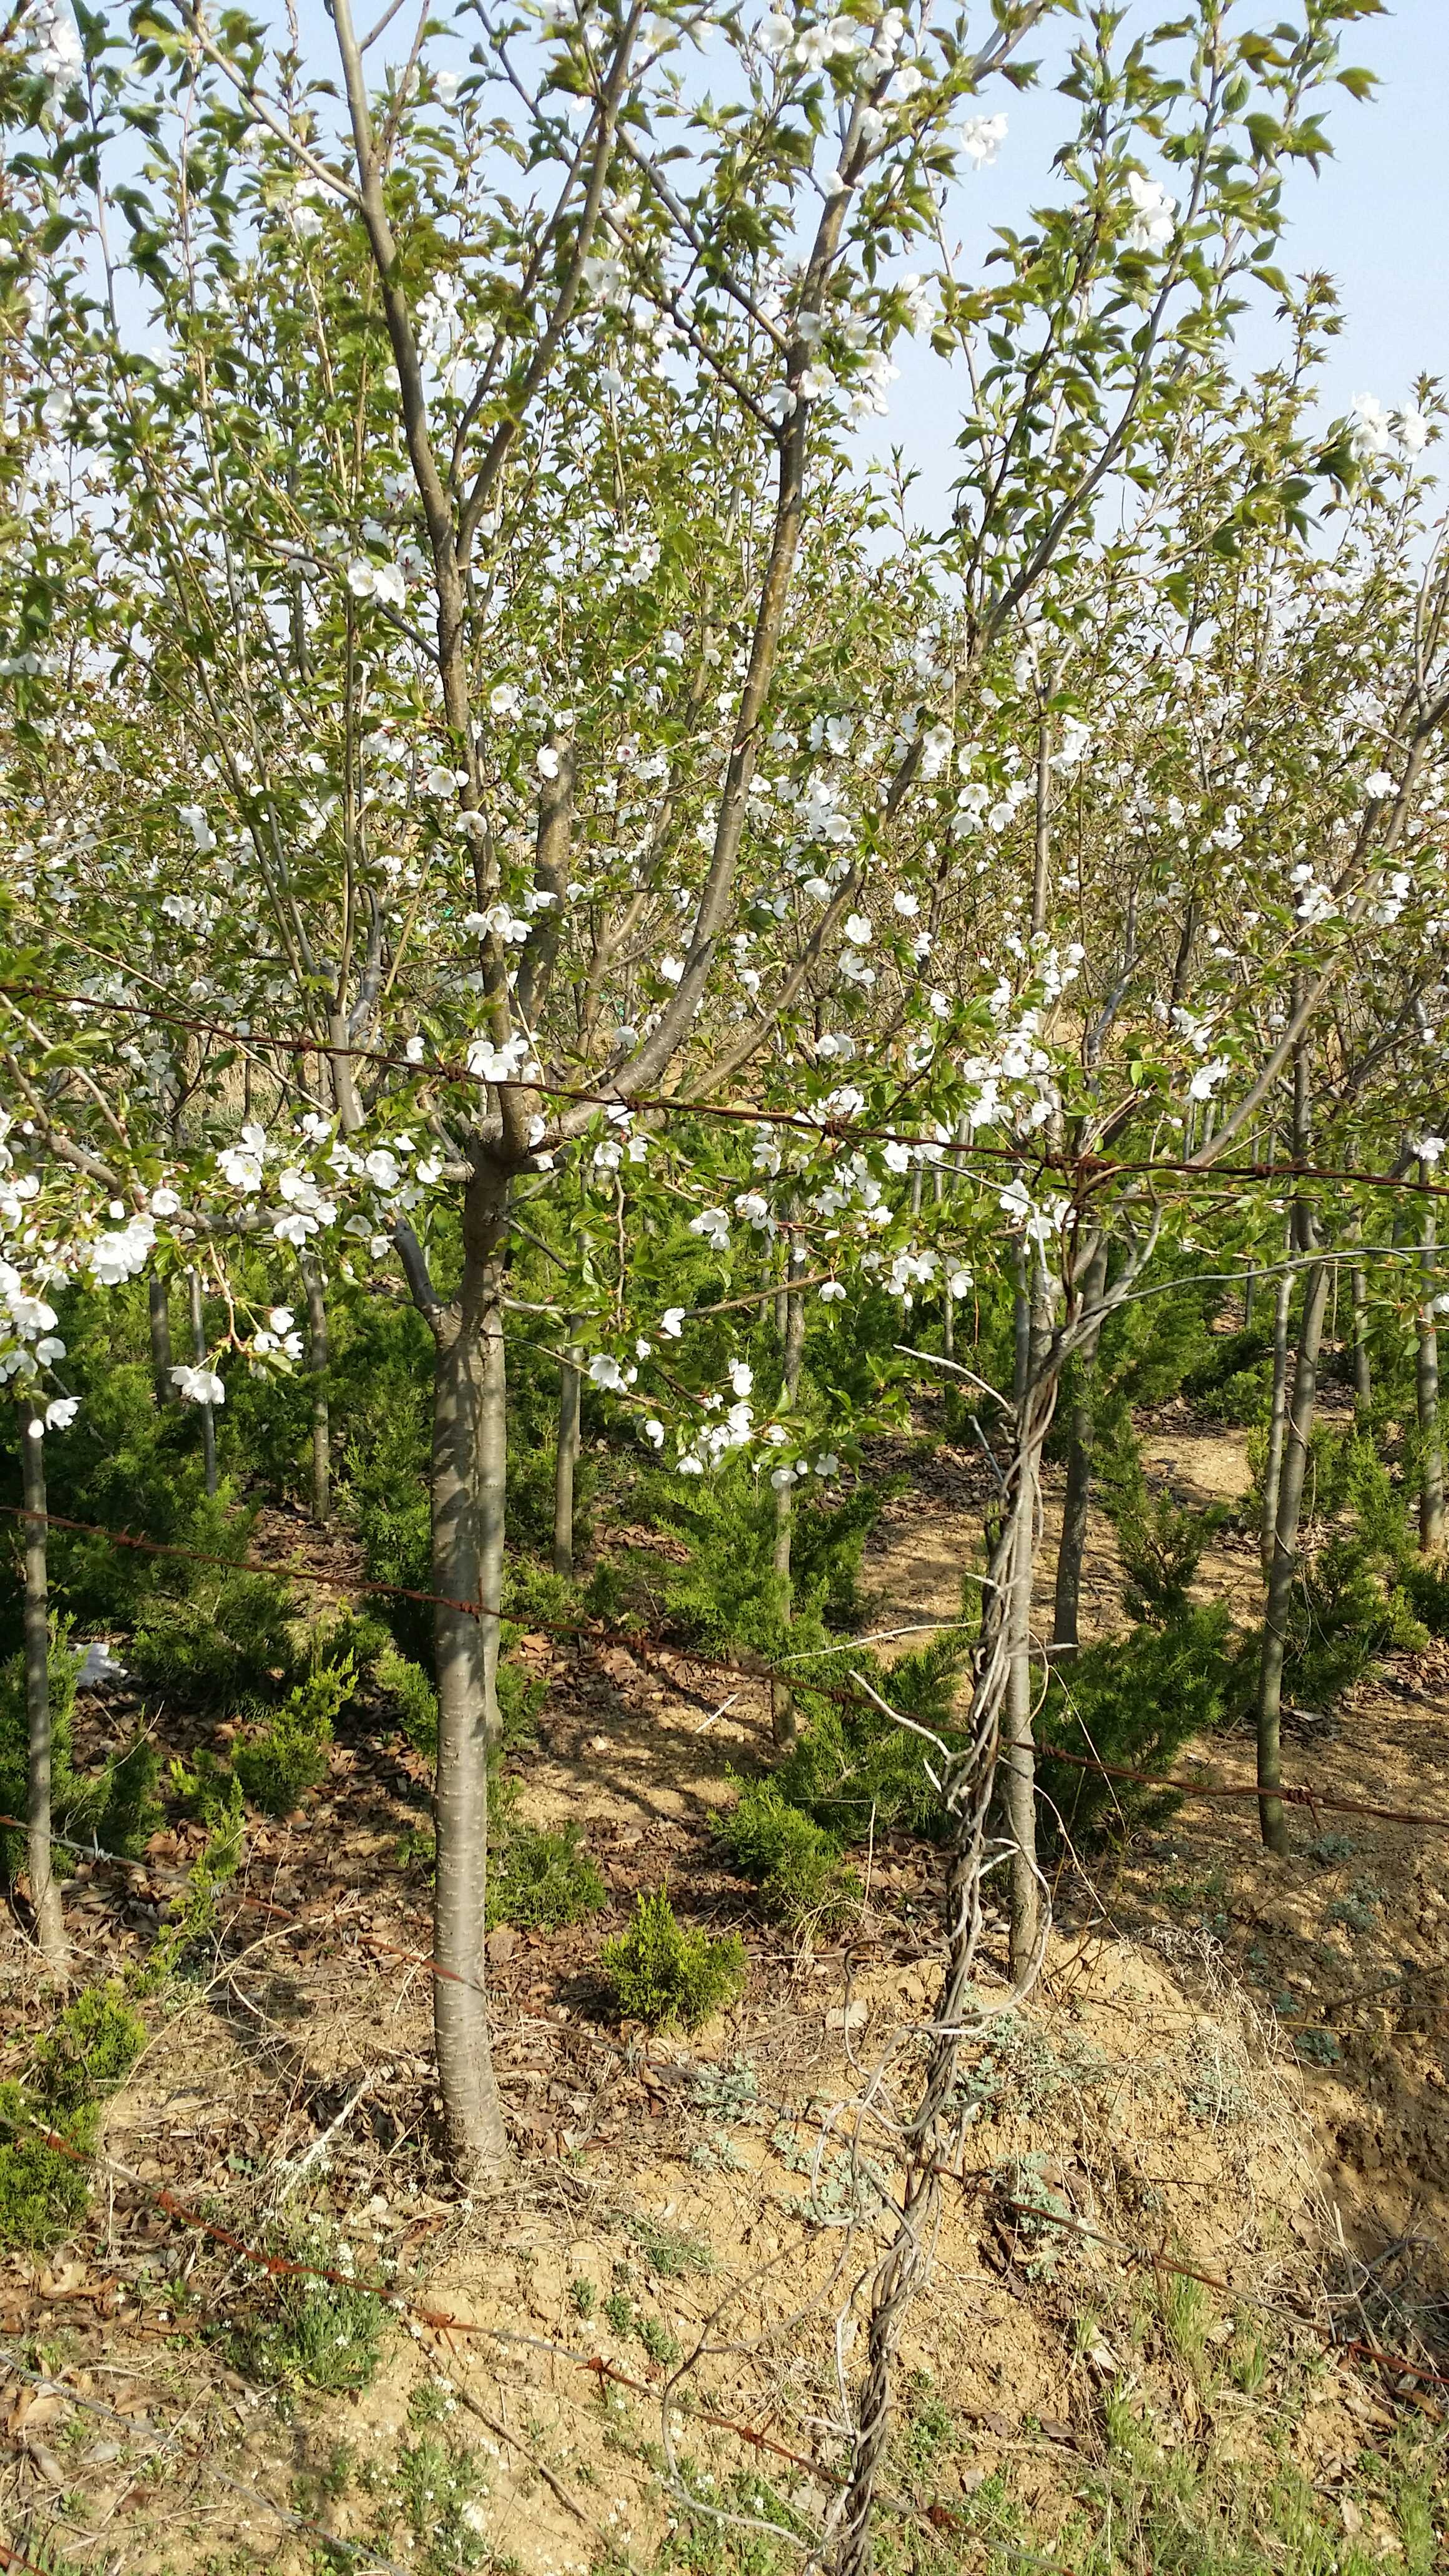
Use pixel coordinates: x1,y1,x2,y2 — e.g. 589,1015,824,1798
429,1164,511,2185
1256,1257,1330,1858
20,1408,67,1977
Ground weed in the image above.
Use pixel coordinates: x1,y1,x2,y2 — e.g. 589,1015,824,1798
1292,2027,1343,2067
395,2431,494,2574
998,2154,1073,2280
487,1821,605,1931
127,1568,300,1709
627,2213,715,2278
1307,1832,1358,1865
1329,1878,1385,1935
230,2218,388,2394
603,2288,635,2338
896,2371,955,2483
568,2276,597,2319
1160,2269,1210,2376
637,2312,681,2368
600,1890,746,2032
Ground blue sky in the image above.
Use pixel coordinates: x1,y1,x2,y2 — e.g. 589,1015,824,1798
869,0,1447,509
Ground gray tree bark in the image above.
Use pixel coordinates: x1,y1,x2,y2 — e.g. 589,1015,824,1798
188,1269,218,1498
428,1161,512,2185
1002,1460,1040,1980
20,1407,67,1976
1259,1257,1293,1574
1417,1179,1445,1555
301,1258,331,1526
552,1335,582,1581
148,1276,173,1409
1256,1256,1330,1857
1050,1240,1110,1654
771,1254,807,1749
1350,1249,1372,1413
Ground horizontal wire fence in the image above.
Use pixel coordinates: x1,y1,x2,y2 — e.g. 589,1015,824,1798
8,973,1449,1204
7,1499,1449,1842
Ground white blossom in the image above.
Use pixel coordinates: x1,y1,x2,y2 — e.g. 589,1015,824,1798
172,1363,225,1406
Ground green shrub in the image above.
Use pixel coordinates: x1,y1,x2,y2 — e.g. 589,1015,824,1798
487,1821,605,1931
717,1778,857,1935
376,1626,541,1765
1098,1431,1225,1624
0,1982,147,2250
233,1654,352,1814
1400,1556,1449,1636
30,1982,146,2117
0,2087,93,2250
1279,1535,1424,1712
127,1568,299,1709
140,1783,248,1986
600,1890,746,2031
780,1623,970,1841
377,1642,440,1757
1036,1604,1234,1845
0,1622,160,1882
610,1459,888,1663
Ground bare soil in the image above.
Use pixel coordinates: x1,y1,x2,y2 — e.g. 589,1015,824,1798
3,1415,1448,2571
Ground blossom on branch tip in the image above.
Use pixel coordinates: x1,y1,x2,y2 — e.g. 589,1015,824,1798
171,1364,225,1406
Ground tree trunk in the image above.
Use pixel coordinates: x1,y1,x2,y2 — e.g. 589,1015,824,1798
1260,1261,1293,1574
20,1408,67,1977
1243,1269,1255,1333
1051,1242,1110,1654
301,1259,331,1526
188,1269,218,1498
1418,1182,1445,1555
552,1334,581,1581
1012,1243,1030,1407
1350,1252,1372,1413
429,1161,512,2185
771,1257,807,1749
1256,1257,1330,1858
1002,1448,1039,1981
148,1277,173,1409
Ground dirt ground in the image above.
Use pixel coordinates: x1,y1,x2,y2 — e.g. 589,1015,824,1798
2,1408,1448,2572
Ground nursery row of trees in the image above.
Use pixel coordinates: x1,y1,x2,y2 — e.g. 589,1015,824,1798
4,0,1449,2554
